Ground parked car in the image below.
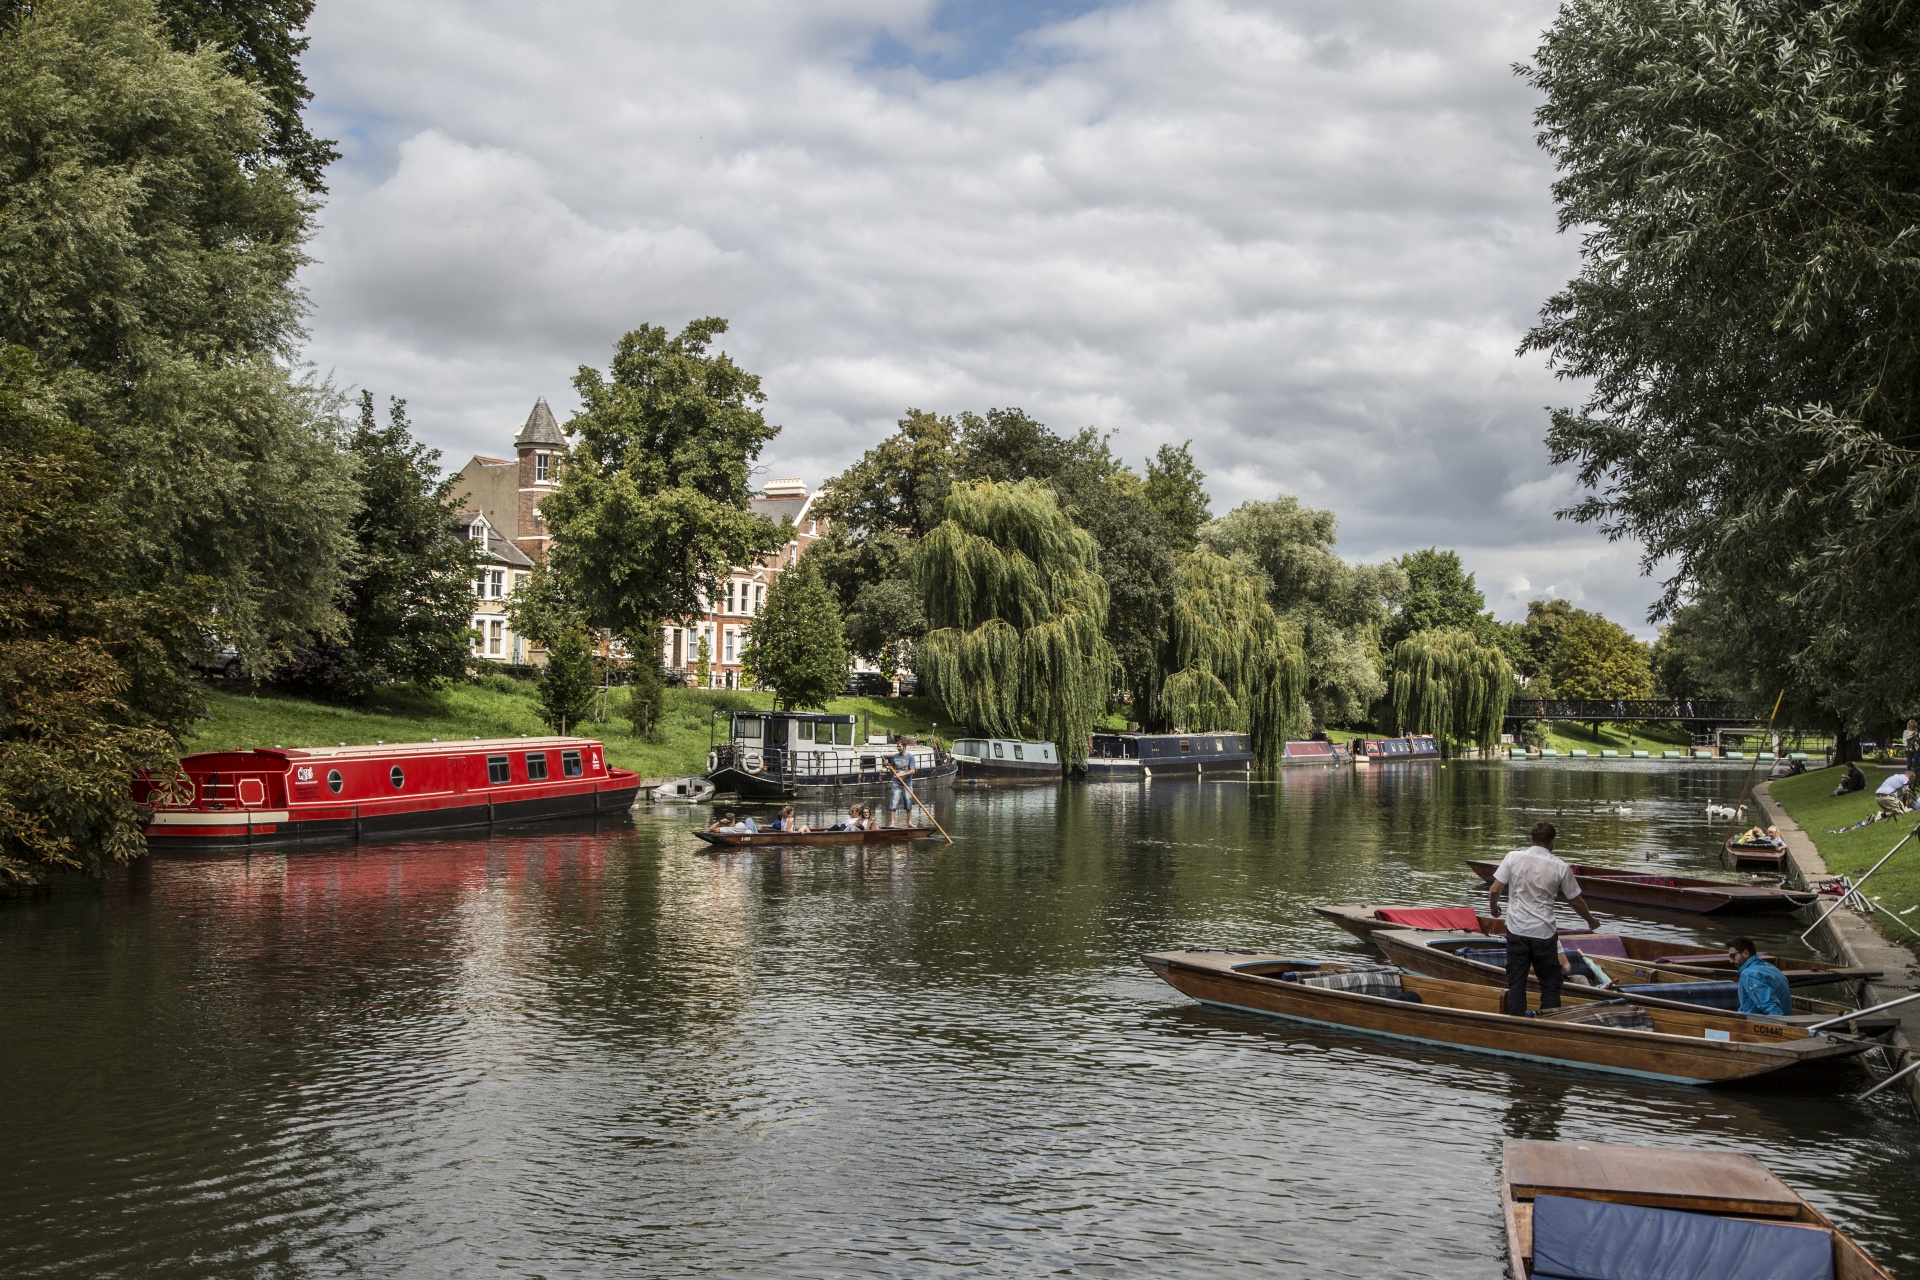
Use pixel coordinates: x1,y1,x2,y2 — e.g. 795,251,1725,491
187,644,245,680
845,672,894,697
662,668,688,687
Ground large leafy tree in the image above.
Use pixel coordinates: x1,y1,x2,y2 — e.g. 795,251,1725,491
746,558,848,709
914,480,1112,761
541,319,783,643
0,0,355,883
275,393,478,700
1547,609,1652,702
1389,629,1514,753
1522,0,1920,734
1155,550,1307,769
1201,496,1404,729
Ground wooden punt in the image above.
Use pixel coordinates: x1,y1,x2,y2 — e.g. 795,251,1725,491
1311,903,1492,941
1465,858,1818,915
1725,835,1790,871
1502,1140,1893,1279
692,826,939,848
1140,951,1876,1086
1371,925,1878,987
1369,929,1893,1032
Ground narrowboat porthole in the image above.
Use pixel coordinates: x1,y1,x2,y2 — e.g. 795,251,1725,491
390,765,405,789
327,769,343,794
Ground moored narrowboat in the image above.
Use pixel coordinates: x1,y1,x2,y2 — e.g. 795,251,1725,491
136,738,642,850
1280,739,1348,766
705,712,956,799
952,737,1062,782
1354,735,1440,762
1078,731,1254,779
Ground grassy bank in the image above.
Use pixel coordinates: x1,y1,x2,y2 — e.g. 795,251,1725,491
1768,766,1920,942
187,680,948,779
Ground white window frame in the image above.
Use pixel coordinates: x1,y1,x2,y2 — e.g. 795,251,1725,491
534,452,550,483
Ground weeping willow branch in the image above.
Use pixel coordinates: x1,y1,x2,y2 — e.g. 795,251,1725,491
913,480,1113,763
1389,627,1513,752
1155,550,1307,770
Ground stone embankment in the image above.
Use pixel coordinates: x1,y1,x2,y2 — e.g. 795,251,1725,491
1754,781,1920,1109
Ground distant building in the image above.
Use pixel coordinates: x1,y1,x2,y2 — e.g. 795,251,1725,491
452,398,568,665
665,478,828,688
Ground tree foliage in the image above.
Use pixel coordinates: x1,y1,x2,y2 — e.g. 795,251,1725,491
1143,443,1213,551
624,655,666,740
1649,603,1741,701
1201,496,1403,729
1389,628,1514,751
542,318,783,642
274,393,477,700
914,480,1112,761
1157,550,1307,769
1548,610,1652,701
746,558,848,709
536,626,597,734
1522,0,1920,732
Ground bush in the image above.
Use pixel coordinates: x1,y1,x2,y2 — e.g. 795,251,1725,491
478,671,529,695
537,628,598,733
1518,720,1552,749
625,666,666,741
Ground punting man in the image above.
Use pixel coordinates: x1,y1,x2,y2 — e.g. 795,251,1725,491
886,735,916,829
1728,936,1792,1016
1487,821,1602,1016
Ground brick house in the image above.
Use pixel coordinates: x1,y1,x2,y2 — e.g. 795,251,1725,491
452,398,568,665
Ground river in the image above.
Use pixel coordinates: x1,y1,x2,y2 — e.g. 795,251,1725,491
2,762,1916,1277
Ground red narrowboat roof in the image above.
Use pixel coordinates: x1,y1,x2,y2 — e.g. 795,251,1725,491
177,737,608,769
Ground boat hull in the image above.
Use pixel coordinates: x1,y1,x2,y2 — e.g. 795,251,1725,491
1725,836,1789,870
708,758,957,799
145,779,642,850
1465,858,1817,915
1141,951,1871,1086
693,826,939,847
954,759,1062,782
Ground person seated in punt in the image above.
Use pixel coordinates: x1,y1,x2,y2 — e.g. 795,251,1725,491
707,811,759,834
857,804,876,830
824,805,864,832
768,805,807,833
1487,821,1602,1016
1728,935,1792,1016
1834,761,1867,795
1737,825,1786,849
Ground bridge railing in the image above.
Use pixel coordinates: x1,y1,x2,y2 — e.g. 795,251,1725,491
1503,698,1764,723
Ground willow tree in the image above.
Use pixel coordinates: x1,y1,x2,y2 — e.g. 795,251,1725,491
1152,550,1306,770
1389,628,1513,752
914,480,1111,762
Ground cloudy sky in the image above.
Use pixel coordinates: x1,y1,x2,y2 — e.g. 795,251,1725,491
297,0,1658,631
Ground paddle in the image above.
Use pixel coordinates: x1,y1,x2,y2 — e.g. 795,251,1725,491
887,763,952,844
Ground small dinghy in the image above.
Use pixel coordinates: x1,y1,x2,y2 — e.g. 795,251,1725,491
1141,951,1876,1086
1725,834,1789,871
1370,929,1892,1031
1501,1140,1893,1279
654,776,716,804
1465,858,1818,915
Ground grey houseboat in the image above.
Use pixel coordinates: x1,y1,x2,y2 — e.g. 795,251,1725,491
1078,731,1254,778
706,712,957,799
951,737,1063,781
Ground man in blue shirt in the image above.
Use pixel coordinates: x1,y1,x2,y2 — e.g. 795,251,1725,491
1728,936,1792,1016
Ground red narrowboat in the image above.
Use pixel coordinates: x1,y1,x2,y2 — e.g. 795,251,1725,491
135,737,642,850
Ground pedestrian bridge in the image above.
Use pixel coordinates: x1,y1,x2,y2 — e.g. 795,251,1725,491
1504,698,1766,724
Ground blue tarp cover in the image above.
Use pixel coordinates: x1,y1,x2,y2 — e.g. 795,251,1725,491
1530,1194,1832,1280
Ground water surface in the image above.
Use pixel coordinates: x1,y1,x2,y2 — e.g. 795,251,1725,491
3,762,1915,1277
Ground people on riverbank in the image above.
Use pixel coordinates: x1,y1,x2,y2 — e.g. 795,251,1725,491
1834,761,1867,795
1905,720,1919,775
1728,937,1792,1016
1875,771,1912,815
1487,821,1603,1016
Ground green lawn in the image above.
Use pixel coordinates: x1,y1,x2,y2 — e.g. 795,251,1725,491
188,681,949,779
1768,765,1920,941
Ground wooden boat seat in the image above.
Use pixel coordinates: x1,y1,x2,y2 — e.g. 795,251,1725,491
1617,981,1740,1010
1529,1193,1834,1279
1534,1001,1657,1031
1560,934,1630,959
1282,965,1406,997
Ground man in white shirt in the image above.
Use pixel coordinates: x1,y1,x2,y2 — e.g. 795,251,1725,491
1487,821,1602,1016
1876,771,1912,815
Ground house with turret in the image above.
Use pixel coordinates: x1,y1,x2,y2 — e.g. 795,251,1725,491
451,398,567,666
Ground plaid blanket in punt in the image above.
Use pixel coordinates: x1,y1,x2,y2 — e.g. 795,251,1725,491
1544,1001,1656,1031
1288,966,1405,997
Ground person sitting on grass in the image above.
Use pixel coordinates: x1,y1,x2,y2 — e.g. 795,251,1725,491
1834,761,1867,796
1728,936,1792,1016
1875,771,1913,815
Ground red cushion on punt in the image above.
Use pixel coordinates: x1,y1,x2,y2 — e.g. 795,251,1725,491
1373,907,1480,930
1558,933,1629,959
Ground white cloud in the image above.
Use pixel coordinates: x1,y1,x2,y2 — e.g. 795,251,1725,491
297,0,1661,624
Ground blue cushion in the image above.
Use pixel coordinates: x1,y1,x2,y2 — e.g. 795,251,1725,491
1616,980,1742,1011
1530,1195,1832,1280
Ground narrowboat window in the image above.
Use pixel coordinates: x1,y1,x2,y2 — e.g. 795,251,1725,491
1214,739,1223,751
1179,740,1192,753
737,717,763,741
835,721,855,746
992,742,1004,758
327,769,343,794
390,765,405,789
860,755,877,770
798,721,814,742
487,755,511,785
1013,744,1025,760
526,752,548,781
562,750,583,778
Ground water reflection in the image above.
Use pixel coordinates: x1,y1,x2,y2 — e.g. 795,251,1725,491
1,763,1915,1278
